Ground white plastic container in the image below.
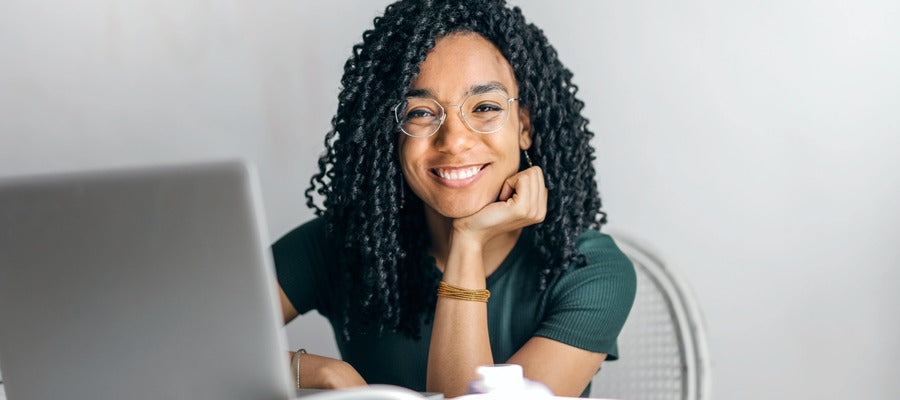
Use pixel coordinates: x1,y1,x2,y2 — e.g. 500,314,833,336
461,364,553,399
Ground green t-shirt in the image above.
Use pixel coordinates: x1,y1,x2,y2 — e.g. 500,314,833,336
273,217,636,397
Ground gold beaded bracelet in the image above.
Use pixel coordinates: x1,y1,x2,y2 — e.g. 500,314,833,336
437,281,491,303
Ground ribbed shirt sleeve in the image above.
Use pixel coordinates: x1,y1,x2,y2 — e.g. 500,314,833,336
533,230,637,360
270,217,336,318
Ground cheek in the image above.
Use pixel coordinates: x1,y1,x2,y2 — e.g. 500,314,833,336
398,137,413,165
398,140,431,187
398,140,417,170
490,132,523,165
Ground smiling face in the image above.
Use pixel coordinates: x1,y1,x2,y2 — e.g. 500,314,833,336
398,33,531,219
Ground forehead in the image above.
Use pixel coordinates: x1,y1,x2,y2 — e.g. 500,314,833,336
410,33,518,100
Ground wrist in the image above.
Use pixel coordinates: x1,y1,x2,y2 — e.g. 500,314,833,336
449,226,485,251
443,232,487,285
291,348,307,388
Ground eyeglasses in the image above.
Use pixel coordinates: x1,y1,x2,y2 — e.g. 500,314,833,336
393,91,518,138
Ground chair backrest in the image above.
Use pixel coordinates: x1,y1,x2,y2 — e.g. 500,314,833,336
590,234,711,400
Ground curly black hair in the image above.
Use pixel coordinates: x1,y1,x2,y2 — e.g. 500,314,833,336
305,0,606,340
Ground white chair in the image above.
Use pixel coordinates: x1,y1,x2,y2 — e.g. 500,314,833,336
590,234,712,400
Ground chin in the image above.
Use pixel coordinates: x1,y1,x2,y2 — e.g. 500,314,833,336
429,199,489,219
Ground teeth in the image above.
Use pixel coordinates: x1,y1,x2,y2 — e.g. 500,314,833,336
436,165,482,180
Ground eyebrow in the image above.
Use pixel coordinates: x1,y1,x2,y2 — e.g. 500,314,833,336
405,81,510,99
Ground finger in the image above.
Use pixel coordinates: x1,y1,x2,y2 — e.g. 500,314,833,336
498,178,515,202
538,178,549,222
518,167,534,218
516,173,533,217
529,167,547,223
499,171,525,202
530,168,540,217
534,166,546,191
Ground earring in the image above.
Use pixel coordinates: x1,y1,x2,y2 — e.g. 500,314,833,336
522,149,534,168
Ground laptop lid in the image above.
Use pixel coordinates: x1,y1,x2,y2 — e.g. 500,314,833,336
0,160,294,400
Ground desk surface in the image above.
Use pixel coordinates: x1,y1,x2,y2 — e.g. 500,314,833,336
0,383,595,400
0,384,446,400
297,388,443,399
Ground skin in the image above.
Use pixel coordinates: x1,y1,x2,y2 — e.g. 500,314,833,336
279,33,606,397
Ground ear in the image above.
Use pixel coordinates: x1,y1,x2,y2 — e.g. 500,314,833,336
517,107,532,150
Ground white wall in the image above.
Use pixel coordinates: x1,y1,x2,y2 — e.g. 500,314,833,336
1,1,897,399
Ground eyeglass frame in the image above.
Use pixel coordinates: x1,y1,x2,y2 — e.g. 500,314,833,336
393,91,519,138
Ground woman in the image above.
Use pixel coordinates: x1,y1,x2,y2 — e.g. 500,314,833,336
273,0,636,397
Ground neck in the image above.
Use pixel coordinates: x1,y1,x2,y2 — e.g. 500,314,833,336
424,206,523,276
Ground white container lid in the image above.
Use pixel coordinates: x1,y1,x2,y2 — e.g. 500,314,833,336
475,364,526,391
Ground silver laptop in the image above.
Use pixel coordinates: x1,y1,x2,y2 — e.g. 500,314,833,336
0,160,294,400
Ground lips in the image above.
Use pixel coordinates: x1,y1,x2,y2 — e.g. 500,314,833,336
429,163,490,188
432,164,487,180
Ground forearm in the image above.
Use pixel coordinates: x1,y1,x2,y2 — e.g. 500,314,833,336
426,236,493,397
289,351,366,389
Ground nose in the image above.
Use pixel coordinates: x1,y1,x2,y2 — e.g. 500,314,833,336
433,105,476,155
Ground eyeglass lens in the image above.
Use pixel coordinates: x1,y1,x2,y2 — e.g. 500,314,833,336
397,92,511,137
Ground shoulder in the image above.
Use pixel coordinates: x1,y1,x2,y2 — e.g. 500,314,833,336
272,216,342,258
271,216,340,316
534,229,637,357
272,216,340,275
574,229,636,284
548,229,637,306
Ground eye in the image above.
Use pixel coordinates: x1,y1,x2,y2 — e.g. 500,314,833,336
472,103,503,113
406,109,436,119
